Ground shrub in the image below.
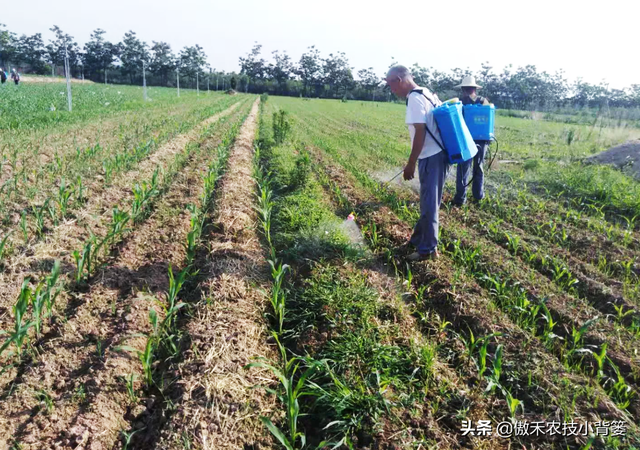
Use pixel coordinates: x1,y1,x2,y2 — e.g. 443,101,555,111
260,92,269,103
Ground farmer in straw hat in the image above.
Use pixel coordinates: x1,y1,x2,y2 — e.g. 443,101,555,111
453,75,490,206
385,65,450,261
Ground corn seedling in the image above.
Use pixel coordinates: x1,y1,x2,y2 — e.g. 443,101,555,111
550,260,579,292
31,202,47,237
268,260,290,335
35,389,54,415
0,278,35,358
504,388,522,418
566,317,598,362
593,343,607,380
73,240,93,284
612,303,634,325
246,337,320,450
76,175,85,205
120,429,140,450
164,265,189,332
0,231,12,261
485,344,504,394
540,301,561,345
131,169,160,223
56,178,74,218
109,207,131,245
604,359,635,409
116,309,159,387
120,373,138,404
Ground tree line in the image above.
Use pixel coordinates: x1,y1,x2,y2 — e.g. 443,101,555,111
1,23,639,110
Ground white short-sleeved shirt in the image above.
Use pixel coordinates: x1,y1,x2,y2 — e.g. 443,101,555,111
405,87,443,159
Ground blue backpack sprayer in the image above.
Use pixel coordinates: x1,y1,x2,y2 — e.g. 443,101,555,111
384,90,498,187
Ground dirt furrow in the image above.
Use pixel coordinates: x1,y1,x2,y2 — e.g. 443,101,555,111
0,101,242,326
450,205,640,320
0,107,247,450
151,99,278,450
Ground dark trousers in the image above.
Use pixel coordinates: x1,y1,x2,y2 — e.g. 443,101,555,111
409,151,450,254
454,141,488,204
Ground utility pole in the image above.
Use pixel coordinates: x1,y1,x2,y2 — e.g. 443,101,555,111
64,45,72,111
216,72,219,91
142,60,148,101
207,67,211,93
196,71,199,96
176,68,180,97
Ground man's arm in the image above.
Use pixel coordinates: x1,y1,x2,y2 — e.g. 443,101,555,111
404,123,426,180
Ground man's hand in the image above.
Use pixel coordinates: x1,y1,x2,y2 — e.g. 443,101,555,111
403,160,416,180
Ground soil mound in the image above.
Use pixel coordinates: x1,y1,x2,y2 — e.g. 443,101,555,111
585,140,640,179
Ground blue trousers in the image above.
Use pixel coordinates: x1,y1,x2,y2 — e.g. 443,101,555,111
409,151,450,254
454,141,488,205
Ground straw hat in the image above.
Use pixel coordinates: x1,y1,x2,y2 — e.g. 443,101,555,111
455,75,482,89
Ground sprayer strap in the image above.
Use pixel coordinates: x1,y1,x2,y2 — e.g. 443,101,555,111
406,89,446,152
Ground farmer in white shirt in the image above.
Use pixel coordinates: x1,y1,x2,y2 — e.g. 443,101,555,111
385,65,450,261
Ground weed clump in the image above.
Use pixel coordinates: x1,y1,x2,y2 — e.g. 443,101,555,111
289,146,311,190
273,109,292,145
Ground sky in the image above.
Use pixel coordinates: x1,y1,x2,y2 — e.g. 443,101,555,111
3,0,638,89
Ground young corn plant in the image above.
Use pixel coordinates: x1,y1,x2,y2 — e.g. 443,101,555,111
164,265,189,332
246,337,320,450
117,309,160,387
73,240,93,284
565,317,598,365
503,232,521,254
131,169,160,223
185,204,204,266
109,207,131,245
76,175,85,206
550,260,579,292
540,301,561,346
485,344,504,394
0,231,12,262
31,202,47,238
254,174,276,258
604,359,635,409
0,278,36,359
268,260,290,335
593,343,607,381
56,178,74,219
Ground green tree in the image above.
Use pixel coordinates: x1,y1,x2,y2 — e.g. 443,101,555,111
149,41,175,86
267,50,292,94
179,44,207,88
239,42,266,91
83,29,120,83
46,25,80,76
120,31,149,84
296,46,321,97
0,23,17,68
357,67,380,100
322,52,354,98
15,33,47,73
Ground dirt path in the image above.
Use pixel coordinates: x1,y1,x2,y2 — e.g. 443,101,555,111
150,99,278,449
